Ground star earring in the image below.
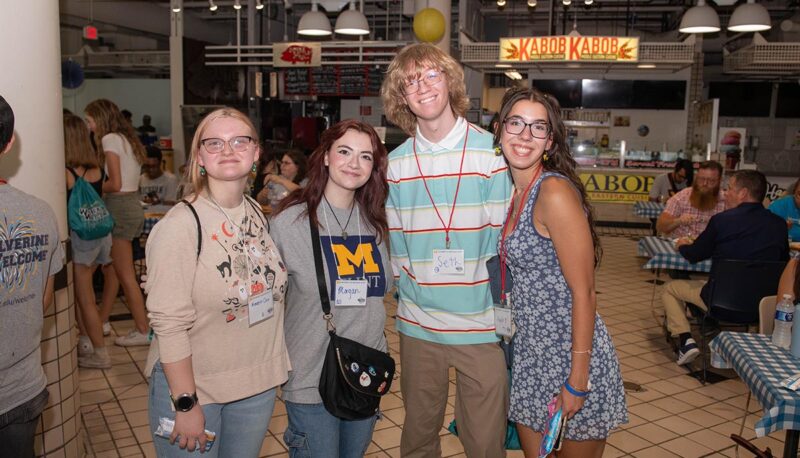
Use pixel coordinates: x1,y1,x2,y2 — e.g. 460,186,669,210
494,146,502,156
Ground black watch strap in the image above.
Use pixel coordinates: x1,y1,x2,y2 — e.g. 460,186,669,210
171,392,198,412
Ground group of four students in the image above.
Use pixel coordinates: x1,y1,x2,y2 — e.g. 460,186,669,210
142,42,627,458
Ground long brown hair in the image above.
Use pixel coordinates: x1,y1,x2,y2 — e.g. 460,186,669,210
494,87,602,265
64,114,102,169
275,120,389,243
185,107,259,201
381,43,470,136
84,99,146,164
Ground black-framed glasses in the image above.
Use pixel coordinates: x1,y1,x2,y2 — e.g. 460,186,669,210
503,117,550,139
402,70,444,95
200,136,255,154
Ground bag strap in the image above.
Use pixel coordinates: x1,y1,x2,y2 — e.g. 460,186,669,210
309,213,335,332
66,167,79,180
181,199,202,258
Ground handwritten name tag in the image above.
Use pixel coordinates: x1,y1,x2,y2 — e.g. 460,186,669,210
432,249,465,276
248,292,274,326
335,280,368,307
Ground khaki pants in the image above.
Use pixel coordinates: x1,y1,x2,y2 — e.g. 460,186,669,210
661,279,707,336
399,334,508,458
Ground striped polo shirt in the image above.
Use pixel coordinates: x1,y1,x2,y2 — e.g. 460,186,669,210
386,117,512,345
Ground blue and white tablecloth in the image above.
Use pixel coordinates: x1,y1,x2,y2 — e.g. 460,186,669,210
142,205,172,235
637,236,713,273
710,332,800,437
633,201,666,219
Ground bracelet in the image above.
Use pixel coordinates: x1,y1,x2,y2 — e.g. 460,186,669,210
571,349,592,355
564,379,590,397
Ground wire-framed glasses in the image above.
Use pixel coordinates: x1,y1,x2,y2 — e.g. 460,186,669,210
403,70,445,95
503,117,550,139
200,136,255,154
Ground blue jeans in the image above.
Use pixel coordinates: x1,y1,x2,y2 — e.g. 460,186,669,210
0,388,48,458
283,401,377,458
148,363,276,458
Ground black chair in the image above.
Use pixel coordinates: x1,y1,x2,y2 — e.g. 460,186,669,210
691,259,787,383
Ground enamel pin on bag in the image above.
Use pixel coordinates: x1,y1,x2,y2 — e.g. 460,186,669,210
309,217,395,421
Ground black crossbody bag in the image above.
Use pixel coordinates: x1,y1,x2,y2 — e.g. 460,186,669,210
309,217,395,421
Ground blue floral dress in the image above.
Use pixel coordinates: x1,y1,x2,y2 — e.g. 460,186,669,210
503,172,627,440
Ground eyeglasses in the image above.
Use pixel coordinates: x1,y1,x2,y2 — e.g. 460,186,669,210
503,117,550,139
402,70,444,95
200,136,255,154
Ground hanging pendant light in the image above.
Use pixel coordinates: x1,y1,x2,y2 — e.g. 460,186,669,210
527,0,537,6
679,0,720,33
298,1,332,36
208,0,218,12
728,0,771,32
335,2,369,35
256,0,264,10
233,0,242,10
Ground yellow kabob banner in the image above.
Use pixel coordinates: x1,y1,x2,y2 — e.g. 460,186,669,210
499,36,639,62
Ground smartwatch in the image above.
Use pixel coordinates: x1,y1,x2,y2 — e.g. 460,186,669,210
171,392,198,412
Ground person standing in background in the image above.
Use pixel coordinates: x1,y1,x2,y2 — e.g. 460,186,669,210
0,95,65,458
63,114,114,369
85,99,150,347
381,43,512,457
140,146,179,205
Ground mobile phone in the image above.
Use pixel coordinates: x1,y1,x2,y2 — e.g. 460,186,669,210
539,404,565,458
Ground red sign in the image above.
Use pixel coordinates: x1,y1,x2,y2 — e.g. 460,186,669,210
273,42,321,68
83,25,98,40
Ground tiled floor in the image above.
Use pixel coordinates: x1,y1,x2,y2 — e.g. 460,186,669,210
79,227,788,457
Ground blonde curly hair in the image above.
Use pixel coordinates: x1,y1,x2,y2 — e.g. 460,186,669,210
381,43,470,136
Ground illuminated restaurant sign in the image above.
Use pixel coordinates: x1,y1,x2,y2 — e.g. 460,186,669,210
580,172,653,203
499,36,639,63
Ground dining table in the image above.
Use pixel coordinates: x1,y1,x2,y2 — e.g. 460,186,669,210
637,236,712,273
632,201,666,219
710,332,800,458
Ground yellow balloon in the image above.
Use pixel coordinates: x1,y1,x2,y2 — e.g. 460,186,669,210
413,8,446,43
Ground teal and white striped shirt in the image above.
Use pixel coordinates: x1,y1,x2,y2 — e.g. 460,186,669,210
387,117,512,344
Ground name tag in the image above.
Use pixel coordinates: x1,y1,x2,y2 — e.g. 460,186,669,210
248,292,274,326
432,249,465,276
494,306,514,337
335,280,368,307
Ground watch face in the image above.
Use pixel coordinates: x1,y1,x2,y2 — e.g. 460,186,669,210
175,394,196,412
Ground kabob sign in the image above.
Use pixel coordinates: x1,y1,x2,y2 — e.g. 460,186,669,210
499,36,639,62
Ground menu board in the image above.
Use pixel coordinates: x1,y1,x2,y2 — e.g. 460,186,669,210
284,66,384,97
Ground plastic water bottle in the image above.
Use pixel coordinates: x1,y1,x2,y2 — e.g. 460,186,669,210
773,294,794,350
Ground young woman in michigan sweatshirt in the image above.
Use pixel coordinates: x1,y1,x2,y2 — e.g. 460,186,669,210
144,108,290,457
271,119,392,458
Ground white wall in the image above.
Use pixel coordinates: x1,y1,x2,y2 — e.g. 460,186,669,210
610,109,688,151
62,79,171,136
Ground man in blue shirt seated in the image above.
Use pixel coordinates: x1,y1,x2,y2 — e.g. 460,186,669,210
661,170,789,366
768,180,800,241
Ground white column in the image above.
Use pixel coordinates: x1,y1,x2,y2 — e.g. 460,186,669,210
414,0,451,54
0,2,83,458
170,9,186,172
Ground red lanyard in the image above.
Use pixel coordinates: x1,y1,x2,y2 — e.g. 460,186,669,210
412,126,469,249
498,167,543,303
0,178,6,185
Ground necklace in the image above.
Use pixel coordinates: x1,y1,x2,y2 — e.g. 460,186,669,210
323,194,355,240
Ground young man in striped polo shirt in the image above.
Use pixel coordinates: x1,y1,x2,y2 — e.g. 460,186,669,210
381,43,512,457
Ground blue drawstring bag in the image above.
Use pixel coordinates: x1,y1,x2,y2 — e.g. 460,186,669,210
68,176,114,240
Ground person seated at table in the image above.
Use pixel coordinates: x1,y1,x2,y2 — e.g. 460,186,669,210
139,145,178,205
649,159,693,203
661,170,789,366
255,149,308,208
656,160,725,239
769,178,800,242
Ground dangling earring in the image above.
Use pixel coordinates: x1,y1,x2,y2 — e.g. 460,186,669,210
494,146,502,156
543,152,549,162
251,163,257,173
199,166,206,176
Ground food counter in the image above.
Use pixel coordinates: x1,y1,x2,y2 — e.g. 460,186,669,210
577,166,664,223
